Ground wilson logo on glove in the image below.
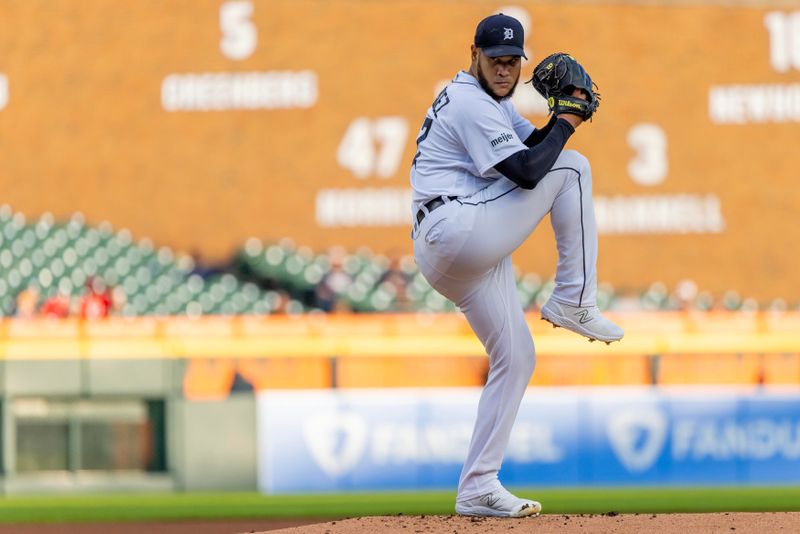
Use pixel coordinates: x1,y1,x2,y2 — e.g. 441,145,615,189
527,52,600,121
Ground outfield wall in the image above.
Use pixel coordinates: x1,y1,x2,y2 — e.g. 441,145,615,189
0,312,798,493
257,387,800,493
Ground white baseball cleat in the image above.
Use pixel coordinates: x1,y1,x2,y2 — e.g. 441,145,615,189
455,486,542,518
541,299,624,344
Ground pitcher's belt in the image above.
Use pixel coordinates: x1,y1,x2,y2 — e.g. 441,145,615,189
416,196,458,224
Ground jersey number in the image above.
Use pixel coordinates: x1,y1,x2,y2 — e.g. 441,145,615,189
412,88,450,167
412,117,433,167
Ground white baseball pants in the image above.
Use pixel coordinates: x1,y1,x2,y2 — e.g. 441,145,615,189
412,150,598,501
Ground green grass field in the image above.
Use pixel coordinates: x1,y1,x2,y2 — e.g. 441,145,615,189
1,486,799,524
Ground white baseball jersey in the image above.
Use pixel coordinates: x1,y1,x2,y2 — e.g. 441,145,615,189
410,71,602,503
410,71,534,205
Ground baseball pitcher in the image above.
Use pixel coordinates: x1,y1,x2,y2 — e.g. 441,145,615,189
410,13,623,517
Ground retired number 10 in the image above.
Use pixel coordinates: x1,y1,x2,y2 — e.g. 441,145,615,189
764,11,800,73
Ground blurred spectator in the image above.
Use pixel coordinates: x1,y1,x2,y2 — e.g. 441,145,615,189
111,286,128,314
314,247,353,312
80,277,112,319
378,255,412,312
15,285,40,318
267,289,291,314
189,249,226,280
330,296,352,314
265,289,308,315
40,291,71,318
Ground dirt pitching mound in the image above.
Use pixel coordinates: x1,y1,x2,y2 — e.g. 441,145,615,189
260,512,800,534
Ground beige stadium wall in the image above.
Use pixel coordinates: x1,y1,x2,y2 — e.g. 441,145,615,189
0,0,799,300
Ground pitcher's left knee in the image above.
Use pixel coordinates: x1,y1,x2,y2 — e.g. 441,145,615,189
556,149,592,192
559,149,590,173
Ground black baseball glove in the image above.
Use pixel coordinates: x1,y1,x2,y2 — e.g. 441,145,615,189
528,52,600,120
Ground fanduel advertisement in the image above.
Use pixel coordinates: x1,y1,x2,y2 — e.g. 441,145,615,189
256,388,800,493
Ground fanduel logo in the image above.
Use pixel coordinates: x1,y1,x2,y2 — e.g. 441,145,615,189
302,412,368,477
302,414,562,476
369,421,563,465
672,418,800,461
607,408,668,473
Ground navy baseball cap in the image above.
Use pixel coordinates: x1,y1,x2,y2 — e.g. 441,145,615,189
474,13,526,59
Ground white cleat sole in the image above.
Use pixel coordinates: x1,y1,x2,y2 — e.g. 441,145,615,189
456,500,542,518
541,316,618,344
541,304,623,344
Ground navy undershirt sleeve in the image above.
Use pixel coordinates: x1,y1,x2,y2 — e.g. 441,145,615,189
523,114,559,147
494,118,575,190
